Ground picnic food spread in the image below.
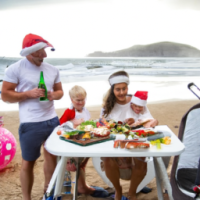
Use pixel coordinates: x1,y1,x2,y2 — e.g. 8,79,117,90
104,119,130,135
92,127,110,137
131,129,156,137
57,118,171,148
57,120,113,146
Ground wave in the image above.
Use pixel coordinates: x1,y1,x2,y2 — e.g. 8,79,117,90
1,57,200,82
55,63,74,70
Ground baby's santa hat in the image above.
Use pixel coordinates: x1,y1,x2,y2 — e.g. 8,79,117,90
20,33,55,56
131,91,148,106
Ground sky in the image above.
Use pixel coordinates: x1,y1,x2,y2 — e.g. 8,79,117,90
0,0,200,58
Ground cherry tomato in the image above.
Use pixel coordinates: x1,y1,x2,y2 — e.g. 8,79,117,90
57,130,62,135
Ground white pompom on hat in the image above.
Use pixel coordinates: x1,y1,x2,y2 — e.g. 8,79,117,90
20,33,55,56
131,91,148,106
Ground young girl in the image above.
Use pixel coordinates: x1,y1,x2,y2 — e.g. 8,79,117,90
129,91,158,128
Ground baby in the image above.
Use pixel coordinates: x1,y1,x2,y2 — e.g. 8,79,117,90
60,85,90,127
130,91,158,128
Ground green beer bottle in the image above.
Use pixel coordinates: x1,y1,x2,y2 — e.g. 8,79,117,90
38,71,48,101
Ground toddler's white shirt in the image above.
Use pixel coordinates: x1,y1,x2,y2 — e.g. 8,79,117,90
75,107,91,121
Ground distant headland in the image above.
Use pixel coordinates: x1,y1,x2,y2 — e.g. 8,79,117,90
87,42,200,57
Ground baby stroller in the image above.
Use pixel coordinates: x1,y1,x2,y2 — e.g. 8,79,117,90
170,83,200,199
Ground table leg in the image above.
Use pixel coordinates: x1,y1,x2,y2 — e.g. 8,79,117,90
153,157,164,200
73,158,80,200
153,157,174,200
54,156,68,199
46,157,62,197
156,157,174,200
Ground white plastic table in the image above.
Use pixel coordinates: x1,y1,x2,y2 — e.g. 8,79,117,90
45,125,185,200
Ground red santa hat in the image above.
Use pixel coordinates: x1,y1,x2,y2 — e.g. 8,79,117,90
131,91,148,106
20,33,55,56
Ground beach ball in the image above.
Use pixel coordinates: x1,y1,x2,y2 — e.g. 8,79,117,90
0,127,17,170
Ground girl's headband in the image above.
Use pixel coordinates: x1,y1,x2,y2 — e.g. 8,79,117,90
109,75,130,86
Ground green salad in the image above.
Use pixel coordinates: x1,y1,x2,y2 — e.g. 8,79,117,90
63,130,80,136
76,120,97,131
110,124,130,134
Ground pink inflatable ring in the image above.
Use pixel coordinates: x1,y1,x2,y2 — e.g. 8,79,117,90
0,127,17,170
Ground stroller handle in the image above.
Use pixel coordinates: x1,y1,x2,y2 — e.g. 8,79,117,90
188,82,200,100
187,82,194,89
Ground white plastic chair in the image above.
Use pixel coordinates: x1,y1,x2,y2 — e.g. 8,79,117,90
92,156,155,193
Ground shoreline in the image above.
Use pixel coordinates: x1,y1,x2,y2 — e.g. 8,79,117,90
0,98,198,112
0,74,199,112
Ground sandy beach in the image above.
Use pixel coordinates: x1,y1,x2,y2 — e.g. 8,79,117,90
0,99,199,200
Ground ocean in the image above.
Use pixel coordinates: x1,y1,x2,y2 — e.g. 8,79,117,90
0,57,200,111
1,57,200,82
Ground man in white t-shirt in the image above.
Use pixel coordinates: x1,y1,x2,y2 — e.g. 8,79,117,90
1,33,63,200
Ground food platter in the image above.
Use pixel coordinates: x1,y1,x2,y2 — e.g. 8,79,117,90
113,139,150,149
57,121,115,146
57,119,171,148
129,129,164,141
60,132,115,146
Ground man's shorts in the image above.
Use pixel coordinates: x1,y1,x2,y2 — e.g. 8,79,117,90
19,116,60,161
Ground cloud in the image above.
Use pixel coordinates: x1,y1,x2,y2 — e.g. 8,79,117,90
1,0,200,11
161,0,200,10
1,0,200,57
0,0,90,10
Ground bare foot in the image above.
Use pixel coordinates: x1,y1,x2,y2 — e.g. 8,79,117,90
127,195,138,200
163,193,169,200
78,185,95,195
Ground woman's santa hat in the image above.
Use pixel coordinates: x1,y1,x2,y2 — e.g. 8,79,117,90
131,91,148,106
20,33,55,56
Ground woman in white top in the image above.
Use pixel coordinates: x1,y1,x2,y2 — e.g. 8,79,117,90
101,71,147,200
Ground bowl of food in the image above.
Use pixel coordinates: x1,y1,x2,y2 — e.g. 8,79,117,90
92,127,110,137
